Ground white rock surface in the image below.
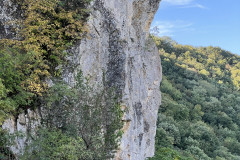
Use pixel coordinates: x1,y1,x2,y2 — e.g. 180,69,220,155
65,1,162,159
1,0,162,159
0,0,19,39
2,109,41,156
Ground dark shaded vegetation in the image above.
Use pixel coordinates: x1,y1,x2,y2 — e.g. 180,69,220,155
152,36,240,160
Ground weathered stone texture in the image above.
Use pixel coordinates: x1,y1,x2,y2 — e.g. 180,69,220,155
2,109,41,156
0,0,21,39
68,1,162,159
1,0,162,159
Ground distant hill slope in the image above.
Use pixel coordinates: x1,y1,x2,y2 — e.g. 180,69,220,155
152,36,240,160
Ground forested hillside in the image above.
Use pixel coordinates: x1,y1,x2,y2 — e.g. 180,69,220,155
151,36,240,160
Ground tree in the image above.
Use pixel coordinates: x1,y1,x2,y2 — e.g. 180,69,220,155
150,147,194,160
34,72,124,159
154,35,240,159
21,128,91,160
0,79,15,126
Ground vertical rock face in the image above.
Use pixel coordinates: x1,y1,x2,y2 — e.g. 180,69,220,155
2,109,41,156
1,0,162,159
66,1,162,159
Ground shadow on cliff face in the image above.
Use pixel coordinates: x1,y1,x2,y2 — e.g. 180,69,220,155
93,0,126,98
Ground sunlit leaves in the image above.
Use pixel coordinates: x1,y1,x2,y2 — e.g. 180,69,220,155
153,36,240,159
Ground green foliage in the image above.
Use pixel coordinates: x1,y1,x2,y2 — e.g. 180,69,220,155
0,0,93,157
186,146,211,160
23,72,123,159
0,0,91,124
0,48,35,125
161,77,182,100
153,36,240,159
21,128,92,160
0,79,15,125
0,129,21,160
150,147,194,160
1,0,90,96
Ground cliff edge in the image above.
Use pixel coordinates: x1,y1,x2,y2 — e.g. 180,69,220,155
0,0,162,159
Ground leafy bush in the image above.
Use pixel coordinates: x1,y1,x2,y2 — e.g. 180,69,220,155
150,147,194,160
21,128,92,160
1,0,91,96
0,129,19,160
22,72,123,159
0,48,34,125
0,0,91,124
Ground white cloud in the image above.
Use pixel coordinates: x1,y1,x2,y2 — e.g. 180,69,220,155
162,0,194,5
179,3,208,9
162,0,207,9
151,21,194,37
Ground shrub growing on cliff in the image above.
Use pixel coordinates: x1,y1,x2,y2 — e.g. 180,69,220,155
0,48,35,125
21,128,92,160
1,0,91,96
0,0,91,124
0,79,15,126
22,72,123,159
0,130,16,160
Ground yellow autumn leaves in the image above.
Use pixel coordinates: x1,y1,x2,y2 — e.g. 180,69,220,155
1,0,89,96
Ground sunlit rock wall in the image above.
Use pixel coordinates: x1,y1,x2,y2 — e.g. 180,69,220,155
1,0,162,159
66,1,162,159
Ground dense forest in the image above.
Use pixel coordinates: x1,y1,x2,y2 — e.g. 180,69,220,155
151,36,240,160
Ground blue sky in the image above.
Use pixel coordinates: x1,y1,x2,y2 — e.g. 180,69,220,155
151,0,240,55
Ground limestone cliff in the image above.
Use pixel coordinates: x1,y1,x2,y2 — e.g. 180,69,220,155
0,0,162,159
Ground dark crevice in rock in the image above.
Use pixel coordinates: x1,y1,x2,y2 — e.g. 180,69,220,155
138,133,143,146
94,0,126,98
128,57,134,92
0,21,7,39
144,120,150,132
134,102,143,124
